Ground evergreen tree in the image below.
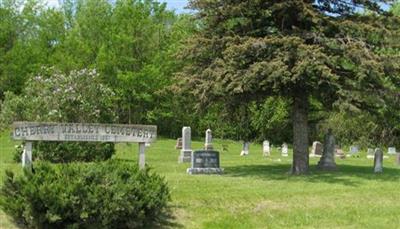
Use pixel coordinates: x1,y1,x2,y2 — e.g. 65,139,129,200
178,0,400,174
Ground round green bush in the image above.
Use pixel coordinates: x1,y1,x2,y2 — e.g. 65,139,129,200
13,142,115,163
0,161,171,229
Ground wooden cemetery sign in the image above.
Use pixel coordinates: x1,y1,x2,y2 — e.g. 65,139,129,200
12,122,157,170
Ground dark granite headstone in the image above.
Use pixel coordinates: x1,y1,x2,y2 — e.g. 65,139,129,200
187,150,223,174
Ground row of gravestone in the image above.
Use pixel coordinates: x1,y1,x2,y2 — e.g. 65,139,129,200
174,127,399,174
310,142,398,158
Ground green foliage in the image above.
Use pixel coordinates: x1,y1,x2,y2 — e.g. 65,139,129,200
12,142,115,163
0,67,117,125
178,0,400,173
33,142,115,163
1,0,399,153
319,112,379,147
0,161,171,229
0,0,65,98
0,67,117,162
0,0,196,137
0,91,26,130
250,98,291,143
391,0,400,15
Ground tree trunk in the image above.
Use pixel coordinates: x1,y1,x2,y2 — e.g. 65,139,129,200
291,90,309,175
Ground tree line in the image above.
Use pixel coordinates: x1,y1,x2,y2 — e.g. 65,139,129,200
1,0,400,171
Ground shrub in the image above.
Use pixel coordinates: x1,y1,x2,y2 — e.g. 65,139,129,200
1,67,118,162
13,142,115,163
0,161,171,229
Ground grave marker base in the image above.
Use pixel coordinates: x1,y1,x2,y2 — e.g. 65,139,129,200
178,150,192,163
187,168,224,174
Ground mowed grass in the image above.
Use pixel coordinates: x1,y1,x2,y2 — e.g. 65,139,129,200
1,130,400,228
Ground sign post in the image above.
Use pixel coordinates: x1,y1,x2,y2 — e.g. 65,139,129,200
22,141,33,171
139,142,146,169
12,122,157,169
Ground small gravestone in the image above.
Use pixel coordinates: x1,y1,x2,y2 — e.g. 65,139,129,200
374,148,383,173
335,148,346,159
175,138,182,149
388,147,396,155
317,129,337,170
187,150,223,174
179,127,192,163
263,140,270,156
310,141,323,157
240,142,250,156
204,129,213,150
281,143,288,157
334,145,345,159
348,145,359,157
367,148,374,159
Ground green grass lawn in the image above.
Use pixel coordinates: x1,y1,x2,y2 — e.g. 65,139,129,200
1,130,400,228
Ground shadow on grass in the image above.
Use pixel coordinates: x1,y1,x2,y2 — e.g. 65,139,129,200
112,158,136,162
145,205,184,229
224,164,400,186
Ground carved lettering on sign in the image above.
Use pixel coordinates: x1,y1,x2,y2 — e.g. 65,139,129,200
12,122,157,143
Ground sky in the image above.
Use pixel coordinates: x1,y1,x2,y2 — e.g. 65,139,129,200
46,0,190,13
44,0,394,14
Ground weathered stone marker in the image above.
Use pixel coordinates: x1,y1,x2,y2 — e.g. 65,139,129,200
175,138,182,149
12,122,157,169
179,126,192,163
281,143,288,157
204,129,213,150
335,146,346,159
317,129,337,170
310,141,323,157
187,150,223,174
263,140,270,156
240,142,250,156
374,148,383,173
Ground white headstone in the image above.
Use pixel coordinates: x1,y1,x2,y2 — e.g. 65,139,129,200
182,127,192,151
281,143,288,157
263,140,270,156
179,127,192,163
240,142,250,156
388,147,396,155
204,129,213,150
367,148,374,159
349,145,359,157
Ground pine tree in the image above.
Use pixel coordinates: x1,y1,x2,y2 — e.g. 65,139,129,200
178,0,400,174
